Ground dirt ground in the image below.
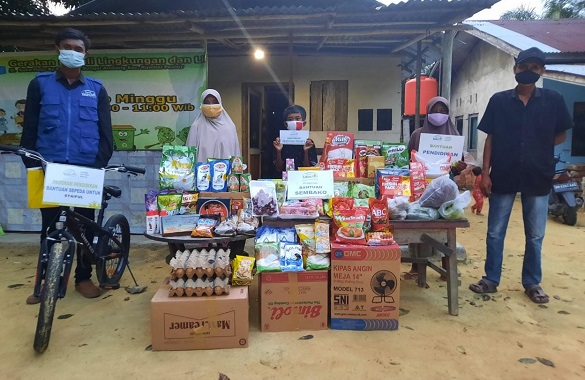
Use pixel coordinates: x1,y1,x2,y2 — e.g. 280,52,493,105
1,198,584,380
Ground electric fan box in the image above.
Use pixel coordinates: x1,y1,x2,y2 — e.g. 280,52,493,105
259,271,329,332
330,243,401,330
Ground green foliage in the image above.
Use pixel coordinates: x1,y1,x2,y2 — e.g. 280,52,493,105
543,0,584,19
0,0,87,15
500,5,539,20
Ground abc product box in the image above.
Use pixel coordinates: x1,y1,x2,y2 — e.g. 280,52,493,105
150,286,249,351
330,243,401,330
259,271,328,332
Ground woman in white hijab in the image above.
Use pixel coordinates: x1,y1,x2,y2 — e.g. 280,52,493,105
186,89,241,162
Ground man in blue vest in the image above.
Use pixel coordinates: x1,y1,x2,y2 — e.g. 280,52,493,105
20,28,114,304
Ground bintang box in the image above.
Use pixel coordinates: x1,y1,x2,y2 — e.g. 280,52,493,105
259,271,329,332
150,286,249,351
330,243,401,330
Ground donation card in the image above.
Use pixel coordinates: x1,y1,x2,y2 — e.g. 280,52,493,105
287,170,334,199
418,133,465,162
42,163,105,209
280,130,310,145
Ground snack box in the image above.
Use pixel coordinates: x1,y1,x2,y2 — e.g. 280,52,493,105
196,198,231,220
160,214,200,237
325,132,354,161
151,286,249,351
259,271,329,332
330,243,401,330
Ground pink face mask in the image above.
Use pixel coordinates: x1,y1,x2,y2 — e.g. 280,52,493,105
427,113,449,126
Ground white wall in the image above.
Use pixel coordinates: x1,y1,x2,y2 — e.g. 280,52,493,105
208,54,402,149
450,42,542,165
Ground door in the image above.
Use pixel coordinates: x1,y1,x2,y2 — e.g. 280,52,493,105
248,88,262,180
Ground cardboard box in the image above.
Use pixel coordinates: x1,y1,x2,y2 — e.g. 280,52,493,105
330,243,401,330
150,286,249,351
160,214,199,237
259,271,329,332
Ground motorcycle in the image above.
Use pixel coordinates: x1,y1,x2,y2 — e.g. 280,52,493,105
548,154,584,226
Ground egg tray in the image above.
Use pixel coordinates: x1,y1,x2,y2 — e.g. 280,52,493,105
168,276,231,297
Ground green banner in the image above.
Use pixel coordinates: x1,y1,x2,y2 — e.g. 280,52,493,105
0,50,207,150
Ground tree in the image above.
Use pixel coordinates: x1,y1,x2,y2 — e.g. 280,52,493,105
543,0,584,19
500,5,539,20
0,0,87,15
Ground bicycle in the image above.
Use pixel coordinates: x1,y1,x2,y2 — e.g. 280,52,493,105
0,144,145,353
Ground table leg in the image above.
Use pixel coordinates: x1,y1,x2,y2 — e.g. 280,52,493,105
446,229,458,316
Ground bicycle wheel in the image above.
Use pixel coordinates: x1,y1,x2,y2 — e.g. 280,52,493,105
95,214,130,286
34,242,65,353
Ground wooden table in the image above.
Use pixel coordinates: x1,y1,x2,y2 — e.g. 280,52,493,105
143,233,255,263
262,216,469,316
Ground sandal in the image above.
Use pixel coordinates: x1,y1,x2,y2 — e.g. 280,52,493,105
469,279,497,294
524,285,549,304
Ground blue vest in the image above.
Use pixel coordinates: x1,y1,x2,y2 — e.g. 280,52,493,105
35,72,102,166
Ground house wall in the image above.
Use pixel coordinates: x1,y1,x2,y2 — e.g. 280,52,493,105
208,54,403,149
450,42,521,165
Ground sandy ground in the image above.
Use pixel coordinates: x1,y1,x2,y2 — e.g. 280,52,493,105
0,198,584,380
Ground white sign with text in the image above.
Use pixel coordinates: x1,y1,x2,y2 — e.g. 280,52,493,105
418,133,465,162
42,164,105,209
287,170,334,199
280,130,310,145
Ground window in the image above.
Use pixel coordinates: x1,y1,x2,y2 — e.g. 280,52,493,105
572,102,585,156
468,114,478,150
455,116,463,136
310,80,348,131
358,109,373,131
376,109,392,131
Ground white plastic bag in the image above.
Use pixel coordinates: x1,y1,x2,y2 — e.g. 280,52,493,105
419,175,459,208
387,196,410,220
439,191,472,220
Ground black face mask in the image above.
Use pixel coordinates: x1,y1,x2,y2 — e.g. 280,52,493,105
515,70,540,84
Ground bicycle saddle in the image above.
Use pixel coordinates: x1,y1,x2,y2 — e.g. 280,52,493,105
104,185,122,198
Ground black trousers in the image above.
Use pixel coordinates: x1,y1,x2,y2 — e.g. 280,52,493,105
40,207,95,283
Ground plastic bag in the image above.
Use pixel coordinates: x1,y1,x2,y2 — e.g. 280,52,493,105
439,190,472,220
419,175,459,208
406,202,440,220
387,196,410,220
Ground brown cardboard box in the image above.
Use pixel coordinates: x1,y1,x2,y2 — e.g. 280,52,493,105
259,271,329,332
150,286,249,351
330,243,401,330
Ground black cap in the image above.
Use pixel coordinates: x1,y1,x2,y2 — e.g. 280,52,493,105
515,47,546,65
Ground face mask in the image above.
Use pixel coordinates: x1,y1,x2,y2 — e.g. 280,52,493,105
285,120,303,130
427,113,449,126
201,104,222,118
515,70,540,85
58,49,85,68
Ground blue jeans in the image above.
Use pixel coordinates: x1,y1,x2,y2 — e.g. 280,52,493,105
484,193,548,288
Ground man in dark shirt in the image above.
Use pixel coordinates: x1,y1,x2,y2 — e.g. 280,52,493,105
272,105,318,177
469,47,572,304
20,28,113,304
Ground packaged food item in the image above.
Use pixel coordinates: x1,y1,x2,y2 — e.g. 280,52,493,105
295,224,316,256
231,199,244,216
209,159,230,192
145,190,159,212
236,198,259,235
272,180,287,207
355,205,371,233
332,208,367,245
366,231,395,246
214,215,237,237
333,182,350,197
232,255,256,285
285,158,295,171
367,155,385,179
230,156,244,174
279,200,319,218
355,140,382,178
228,174,240,192
351,183,375,199
190,214,220,238
314,220,330,254
306,253,330,271
332,197,354,212
382,143,409,168
369,197,389,232
159,145,197,191
197,198,230,220
325,132,354,161
354,198,369,207
410,161,428,202
377,174,411,198
281,244,304,272
255,243,281,273
327,158,355,179
282,171,288,181
179,191,199,214
145,210,159,234
196,162,211,192
157,193,182,216
239,173,251,193
250,180,279,216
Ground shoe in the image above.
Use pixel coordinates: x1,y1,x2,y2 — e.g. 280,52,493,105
26,294,40,305
75,280,102,298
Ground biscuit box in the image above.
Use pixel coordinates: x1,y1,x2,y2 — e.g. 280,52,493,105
150,286,249,350
330,243,401,330
259,271,328,332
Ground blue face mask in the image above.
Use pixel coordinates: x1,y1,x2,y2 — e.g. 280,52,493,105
58,49,85,68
